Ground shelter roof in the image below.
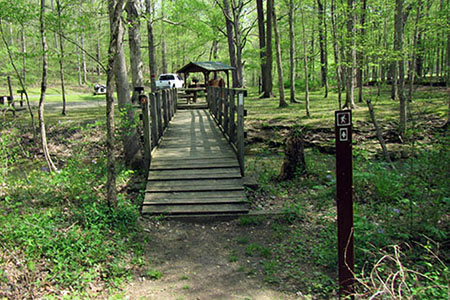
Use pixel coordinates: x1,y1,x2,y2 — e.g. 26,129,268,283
177,61,234,74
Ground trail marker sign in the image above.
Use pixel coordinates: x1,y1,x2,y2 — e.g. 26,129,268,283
335,110,354,298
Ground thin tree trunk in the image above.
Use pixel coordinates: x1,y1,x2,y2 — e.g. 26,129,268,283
263,0,274,97
331,0,343,109
288,0,297,103
345,0,356,108
97,22,101,77
317,0,328,98
366,99,392,163
161,1,167,74
223,0,239,87
256,0,266,96
81,33,87,84
56,0,67,116
395,0,407,137
357,0,367,103
21,26,26,84
76,41,82,86
407,0,422,103
126,0,144,104
114,10,143,168
273,4,287,108
231,1,244,87
39,0,57,172
301,5,310,117
50,0,58,50
146,0,157,92
106,0,127,209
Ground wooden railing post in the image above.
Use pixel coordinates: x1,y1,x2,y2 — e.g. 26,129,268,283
223,89,229,134
229,90,236,143
162,89,169,128
237,92,245,176
140,94,151,170
218,88,223,126
149,93,158,148
156,92,163,140
174,88,178,113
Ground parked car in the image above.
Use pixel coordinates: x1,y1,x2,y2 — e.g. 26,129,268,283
155,73,184,90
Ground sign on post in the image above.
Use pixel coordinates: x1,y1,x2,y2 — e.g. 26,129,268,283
335,110,354,298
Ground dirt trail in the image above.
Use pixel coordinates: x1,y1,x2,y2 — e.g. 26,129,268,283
126,219,299,300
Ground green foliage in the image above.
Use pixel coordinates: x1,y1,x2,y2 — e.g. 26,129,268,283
145,269,162,280
0,122,143,295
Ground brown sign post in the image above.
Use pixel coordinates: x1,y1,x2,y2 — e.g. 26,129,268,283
335,110,354,298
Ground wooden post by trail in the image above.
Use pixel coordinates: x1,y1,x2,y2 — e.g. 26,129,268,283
162,89,168,128
140,94,151,170
335,109,354,298
149,94,158,148
156,92,163,140
237,92,245,176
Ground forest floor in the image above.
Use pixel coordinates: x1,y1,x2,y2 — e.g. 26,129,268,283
125,218,300,300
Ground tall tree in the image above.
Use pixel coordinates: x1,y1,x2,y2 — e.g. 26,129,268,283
300,2,310,117
331,0,343,109
161,0,168,74
407,0,423,103
126,0,144,104
39,0,57,172
356,0,367,103
263,0,274,97
106,0,127,208
55,0,67,115
344,0,356,108
145,0,157,92
256,0,267,95
395,0,407,136
114,0,142,168
273,3,287,107
317,0,328,98
287,0,297,103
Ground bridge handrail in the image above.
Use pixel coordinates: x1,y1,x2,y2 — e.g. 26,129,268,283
140,88,178,170
207,86,245,176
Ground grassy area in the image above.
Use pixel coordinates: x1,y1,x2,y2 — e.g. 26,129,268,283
242,85,449,298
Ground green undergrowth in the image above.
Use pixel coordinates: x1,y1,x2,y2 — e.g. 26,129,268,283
245,131,449,298
0,119,145,298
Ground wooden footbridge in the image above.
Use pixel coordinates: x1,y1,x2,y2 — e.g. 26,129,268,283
139,87,248,216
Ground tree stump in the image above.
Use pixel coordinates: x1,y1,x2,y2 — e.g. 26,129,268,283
279,128,306,180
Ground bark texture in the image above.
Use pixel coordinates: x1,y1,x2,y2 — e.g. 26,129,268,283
279,129,306,181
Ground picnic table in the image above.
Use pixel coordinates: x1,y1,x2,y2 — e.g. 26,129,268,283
180,87,206,103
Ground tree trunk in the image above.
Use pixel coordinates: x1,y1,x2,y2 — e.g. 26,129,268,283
288,0,297,103
301,5,310,117
357,0,367,103
344,0,356,108
39,0,57,172
263,0,274,97
273,4,287,108
21,26,26,84
126,0,144,104
279,129,306,180
114,8,143,168
256,0,266,96
317,0,328,98
395,0,407,137
56,0,67,116
331,0,343,109
231,1,244,87
81,33,87,84
161,1,167,74
407,0,422,103
106,0,127,209
223,0,239,87
97,22,101,77
76,38,82,86
146,0,157,92
50,0,58,50
366,99,392,163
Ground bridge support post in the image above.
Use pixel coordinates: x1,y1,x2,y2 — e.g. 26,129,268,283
140,94,152,170
150,94,158,148
237,92,245,176
156,92,163,140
